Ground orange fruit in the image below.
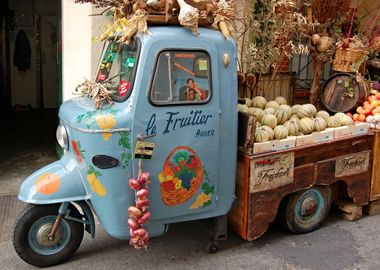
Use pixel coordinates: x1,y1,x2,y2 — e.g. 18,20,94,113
35,173,61,195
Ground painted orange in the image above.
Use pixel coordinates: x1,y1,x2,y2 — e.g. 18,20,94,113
35,173,61,195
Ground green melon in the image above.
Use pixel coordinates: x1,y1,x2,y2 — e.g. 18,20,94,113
316,110,330,121
326,116,341,128
274,125,289,140
304,104,317,117
248,108,265,122
264,107,275,114
299,117,314,134
260,125,274,140
274,108,290,125
255,127,270,143
274,96,287,105
313,117,327,131
251,96,267,109
291,104,302,115
261,114,278,129
265,101,280,110
238,104,249,113
297,105,311,119
290,115,300,125
284,120,300,136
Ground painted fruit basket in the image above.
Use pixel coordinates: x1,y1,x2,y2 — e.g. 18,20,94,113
158,146,203,206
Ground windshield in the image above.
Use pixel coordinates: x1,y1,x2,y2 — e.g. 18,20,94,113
95,39,139,102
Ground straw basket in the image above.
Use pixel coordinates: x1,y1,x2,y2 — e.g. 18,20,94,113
371,37,380,53
159,146,203,206
332,47,368,73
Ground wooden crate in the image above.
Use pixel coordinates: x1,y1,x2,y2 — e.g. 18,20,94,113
370,129,380,201
229,134,373,241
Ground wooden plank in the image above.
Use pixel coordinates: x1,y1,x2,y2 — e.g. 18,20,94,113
334,199,363,221
370,130,380,200
228,155,250,239
364,199,380,216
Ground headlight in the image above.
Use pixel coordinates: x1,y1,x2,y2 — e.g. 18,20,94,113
56,124,69,150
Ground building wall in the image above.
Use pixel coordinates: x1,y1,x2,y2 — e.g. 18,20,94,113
61,0,92,102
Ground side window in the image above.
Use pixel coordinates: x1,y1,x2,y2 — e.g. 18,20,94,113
150,51,211,105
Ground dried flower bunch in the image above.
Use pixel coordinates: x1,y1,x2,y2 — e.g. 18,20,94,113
76,0,237,42
74,79,116,109
240,0,309,74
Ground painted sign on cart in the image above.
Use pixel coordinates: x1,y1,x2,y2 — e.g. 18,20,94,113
335,151,370,178
250,152,294,193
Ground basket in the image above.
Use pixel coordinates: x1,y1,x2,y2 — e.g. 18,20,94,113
159,146,203,206
371,37,380,52
332,47,368,73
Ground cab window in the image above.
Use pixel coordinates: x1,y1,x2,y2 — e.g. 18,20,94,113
150,51,211,105
95,39,139,102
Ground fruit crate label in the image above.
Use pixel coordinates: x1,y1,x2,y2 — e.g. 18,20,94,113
134,141,155,159
250,152,294,193
335,150,370,178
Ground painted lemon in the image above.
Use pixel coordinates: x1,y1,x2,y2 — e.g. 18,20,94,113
86,173,107,196
96,114,116,141
34,173,61,195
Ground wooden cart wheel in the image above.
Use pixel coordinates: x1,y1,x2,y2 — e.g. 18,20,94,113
281,186,331,234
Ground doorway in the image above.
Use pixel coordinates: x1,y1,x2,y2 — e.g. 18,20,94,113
0,0,61,195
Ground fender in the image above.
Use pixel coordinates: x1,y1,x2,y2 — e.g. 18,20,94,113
18,152,89,204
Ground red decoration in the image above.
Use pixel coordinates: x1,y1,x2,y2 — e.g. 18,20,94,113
119,80,130,97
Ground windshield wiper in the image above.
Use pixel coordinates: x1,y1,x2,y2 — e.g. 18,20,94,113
101,71,126,84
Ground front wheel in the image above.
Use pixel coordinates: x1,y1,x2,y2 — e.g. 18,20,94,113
281,186,332,234
13,204,84,267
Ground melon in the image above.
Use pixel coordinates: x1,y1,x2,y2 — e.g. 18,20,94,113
313,117,327,131
304,104,317,117
261,114,278,129
255,127,270,143
248,108,265,122
279,104,291,111
326,116,341,128
256,122,262,127
238,104,249,113
260,125,274,140
299,117,314,134
244,98,252,106
265,101,280,110
284,120,300,136
316,110,330,121
291,104,302,115
274,108,290,125
338,114,354,126
274,96,287,105
290,115,300,125
297,105,311,119
264,107,275,115
274,125,289,140
251,96,267,109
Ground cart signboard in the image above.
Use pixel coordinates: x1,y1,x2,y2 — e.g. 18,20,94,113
335,151,370,178
250,152,294,193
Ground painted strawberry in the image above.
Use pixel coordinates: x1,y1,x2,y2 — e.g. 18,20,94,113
71,140,85,163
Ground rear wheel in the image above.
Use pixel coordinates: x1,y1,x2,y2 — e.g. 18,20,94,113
281,186,332,234
13,204,84,267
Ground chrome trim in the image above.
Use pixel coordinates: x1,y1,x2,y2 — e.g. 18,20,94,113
61,120,131,134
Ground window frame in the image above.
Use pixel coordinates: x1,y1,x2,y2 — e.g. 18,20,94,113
95,37,142,103
148,49,213,107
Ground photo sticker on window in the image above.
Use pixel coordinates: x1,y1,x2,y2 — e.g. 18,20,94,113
125,58,135,68
198,59,208,71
